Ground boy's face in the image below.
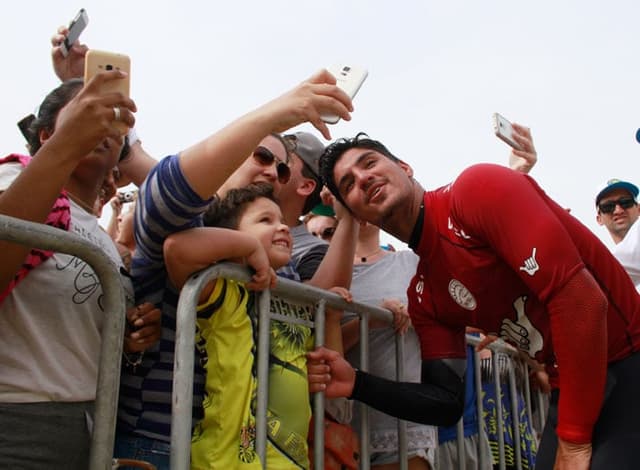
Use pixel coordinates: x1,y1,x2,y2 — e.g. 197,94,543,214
237,197,292,269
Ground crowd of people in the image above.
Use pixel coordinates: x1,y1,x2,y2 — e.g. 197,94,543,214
0,17,639,470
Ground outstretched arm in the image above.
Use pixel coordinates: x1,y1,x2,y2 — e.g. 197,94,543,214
178,70,354,200
307,346,466,426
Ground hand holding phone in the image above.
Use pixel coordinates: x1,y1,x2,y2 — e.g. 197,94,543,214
84,49,131,134
492,113,523,151
321,65,368,124
60,9,89,57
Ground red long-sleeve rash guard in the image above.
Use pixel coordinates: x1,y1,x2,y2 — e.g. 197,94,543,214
406,164,640,444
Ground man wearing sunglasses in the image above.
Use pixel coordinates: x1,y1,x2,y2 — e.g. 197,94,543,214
596,179,640,291
278,131,358,288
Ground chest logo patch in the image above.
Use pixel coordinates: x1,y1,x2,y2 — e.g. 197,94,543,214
448,279,477,311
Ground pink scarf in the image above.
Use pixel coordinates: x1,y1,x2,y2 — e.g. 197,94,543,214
0,154,71,303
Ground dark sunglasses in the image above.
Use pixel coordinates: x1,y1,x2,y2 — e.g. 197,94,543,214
312,226,335,241
598,197,637,214
253,147,291,184
320,226,336,240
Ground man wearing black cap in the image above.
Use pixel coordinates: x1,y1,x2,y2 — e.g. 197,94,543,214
595,179,640,291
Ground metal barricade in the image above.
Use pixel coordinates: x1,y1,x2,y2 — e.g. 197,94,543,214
170,262,550,470
464,334,549,470
170,263,410,470
0,214,127,470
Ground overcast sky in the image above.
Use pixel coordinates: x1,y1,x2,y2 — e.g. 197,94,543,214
3,1,639,249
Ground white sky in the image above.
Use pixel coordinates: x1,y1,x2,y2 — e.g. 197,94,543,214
3,1,639,249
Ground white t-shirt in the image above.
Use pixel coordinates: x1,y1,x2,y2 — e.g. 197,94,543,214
0,162,133,402
613,220,640,293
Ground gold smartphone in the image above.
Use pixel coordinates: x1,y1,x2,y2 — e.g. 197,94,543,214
84,49,131,134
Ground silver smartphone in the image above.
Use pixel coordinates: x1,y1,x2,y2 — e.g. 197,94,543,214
61,9,89,57
321,64,368,124
492,113,522,150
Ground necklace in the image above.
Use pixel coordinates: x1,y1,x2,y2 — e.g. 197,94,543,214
355,247,383,263
66,191,96,215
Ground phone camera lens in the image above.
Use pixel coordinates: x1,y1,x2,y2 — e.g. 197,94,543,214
106,64,113,71
342,66,351,72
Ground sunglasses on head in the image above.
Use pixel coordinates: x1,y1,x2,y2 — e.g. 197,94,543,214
598,197,637,214
253,147,291,184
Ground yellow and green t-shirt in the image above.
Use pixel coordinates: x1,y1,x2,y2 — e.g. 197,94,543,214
191,278,314,470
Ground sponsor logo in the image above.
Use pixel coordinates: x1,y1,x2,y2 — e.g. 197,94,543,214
448,279,477,310
519,247,540,276
447,217,471,240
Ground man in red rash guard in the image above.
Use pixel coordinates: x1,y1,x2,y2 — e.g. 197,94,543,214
307,133,640,470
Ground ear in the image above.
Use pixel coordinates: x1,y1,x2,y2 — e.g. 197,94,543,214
398,160,414,178
296,177,317,198
39,128,52,146
596,213,604,226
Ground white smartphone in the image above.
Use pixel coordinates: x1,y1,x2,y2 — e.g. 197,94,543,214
61,9,89,57
321,64,368,124
84,49,131,134
492,113,522,150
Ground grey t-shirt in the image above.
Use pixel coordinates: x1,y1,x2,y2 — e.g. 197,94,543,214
290,224,328,282
346,250,437,454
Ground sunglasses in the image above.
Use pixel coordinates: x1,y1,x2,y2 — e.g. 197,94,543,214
253,147,291,184
312,226,335,241
598,197,637,214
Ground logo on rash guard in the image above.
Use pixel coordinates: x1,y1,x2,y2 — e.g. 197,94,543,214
415,275,424,303
519,247,539,276
448,279,477,310
499,295,543,357
447,217,471,240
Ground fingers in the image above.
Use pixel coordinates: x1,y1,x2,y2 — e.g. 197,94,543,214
308,68,338,86
124,303,161,352
307,345,341,362
475,334,498,352
246,268,275,291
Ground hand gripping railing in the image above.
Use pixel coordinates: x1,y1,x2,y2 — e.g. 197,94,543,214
170,262,406,470
0,214,127,470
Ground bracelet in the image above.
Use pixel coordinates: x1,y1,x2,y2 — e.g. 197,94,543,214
123,350,144,372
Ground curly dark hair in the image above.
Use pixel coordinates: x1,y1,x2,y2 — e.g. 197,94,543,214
202,183,278,229
319,132,400,209
26,79,84,155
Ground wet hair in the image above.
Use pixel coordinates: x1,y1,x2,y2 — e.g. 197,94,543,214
319,132,400,208
203,183,277,229
26,79,84,155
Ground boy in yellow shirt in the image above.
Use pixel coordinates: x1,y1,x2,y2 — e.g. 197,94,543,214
164,183,348,469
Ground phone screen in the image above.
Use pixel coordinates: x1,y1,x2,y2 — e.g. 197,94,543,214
62,9,89,56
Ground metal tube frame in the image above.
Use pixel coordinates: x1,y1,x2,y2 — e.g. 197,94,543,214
0,215,127,470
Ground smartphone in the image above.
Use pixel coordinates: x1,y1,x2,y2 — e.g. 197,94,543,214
492,113,522,150
84,49,131,133
60,9,89,57
17,114,36,141
321,64,368,124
